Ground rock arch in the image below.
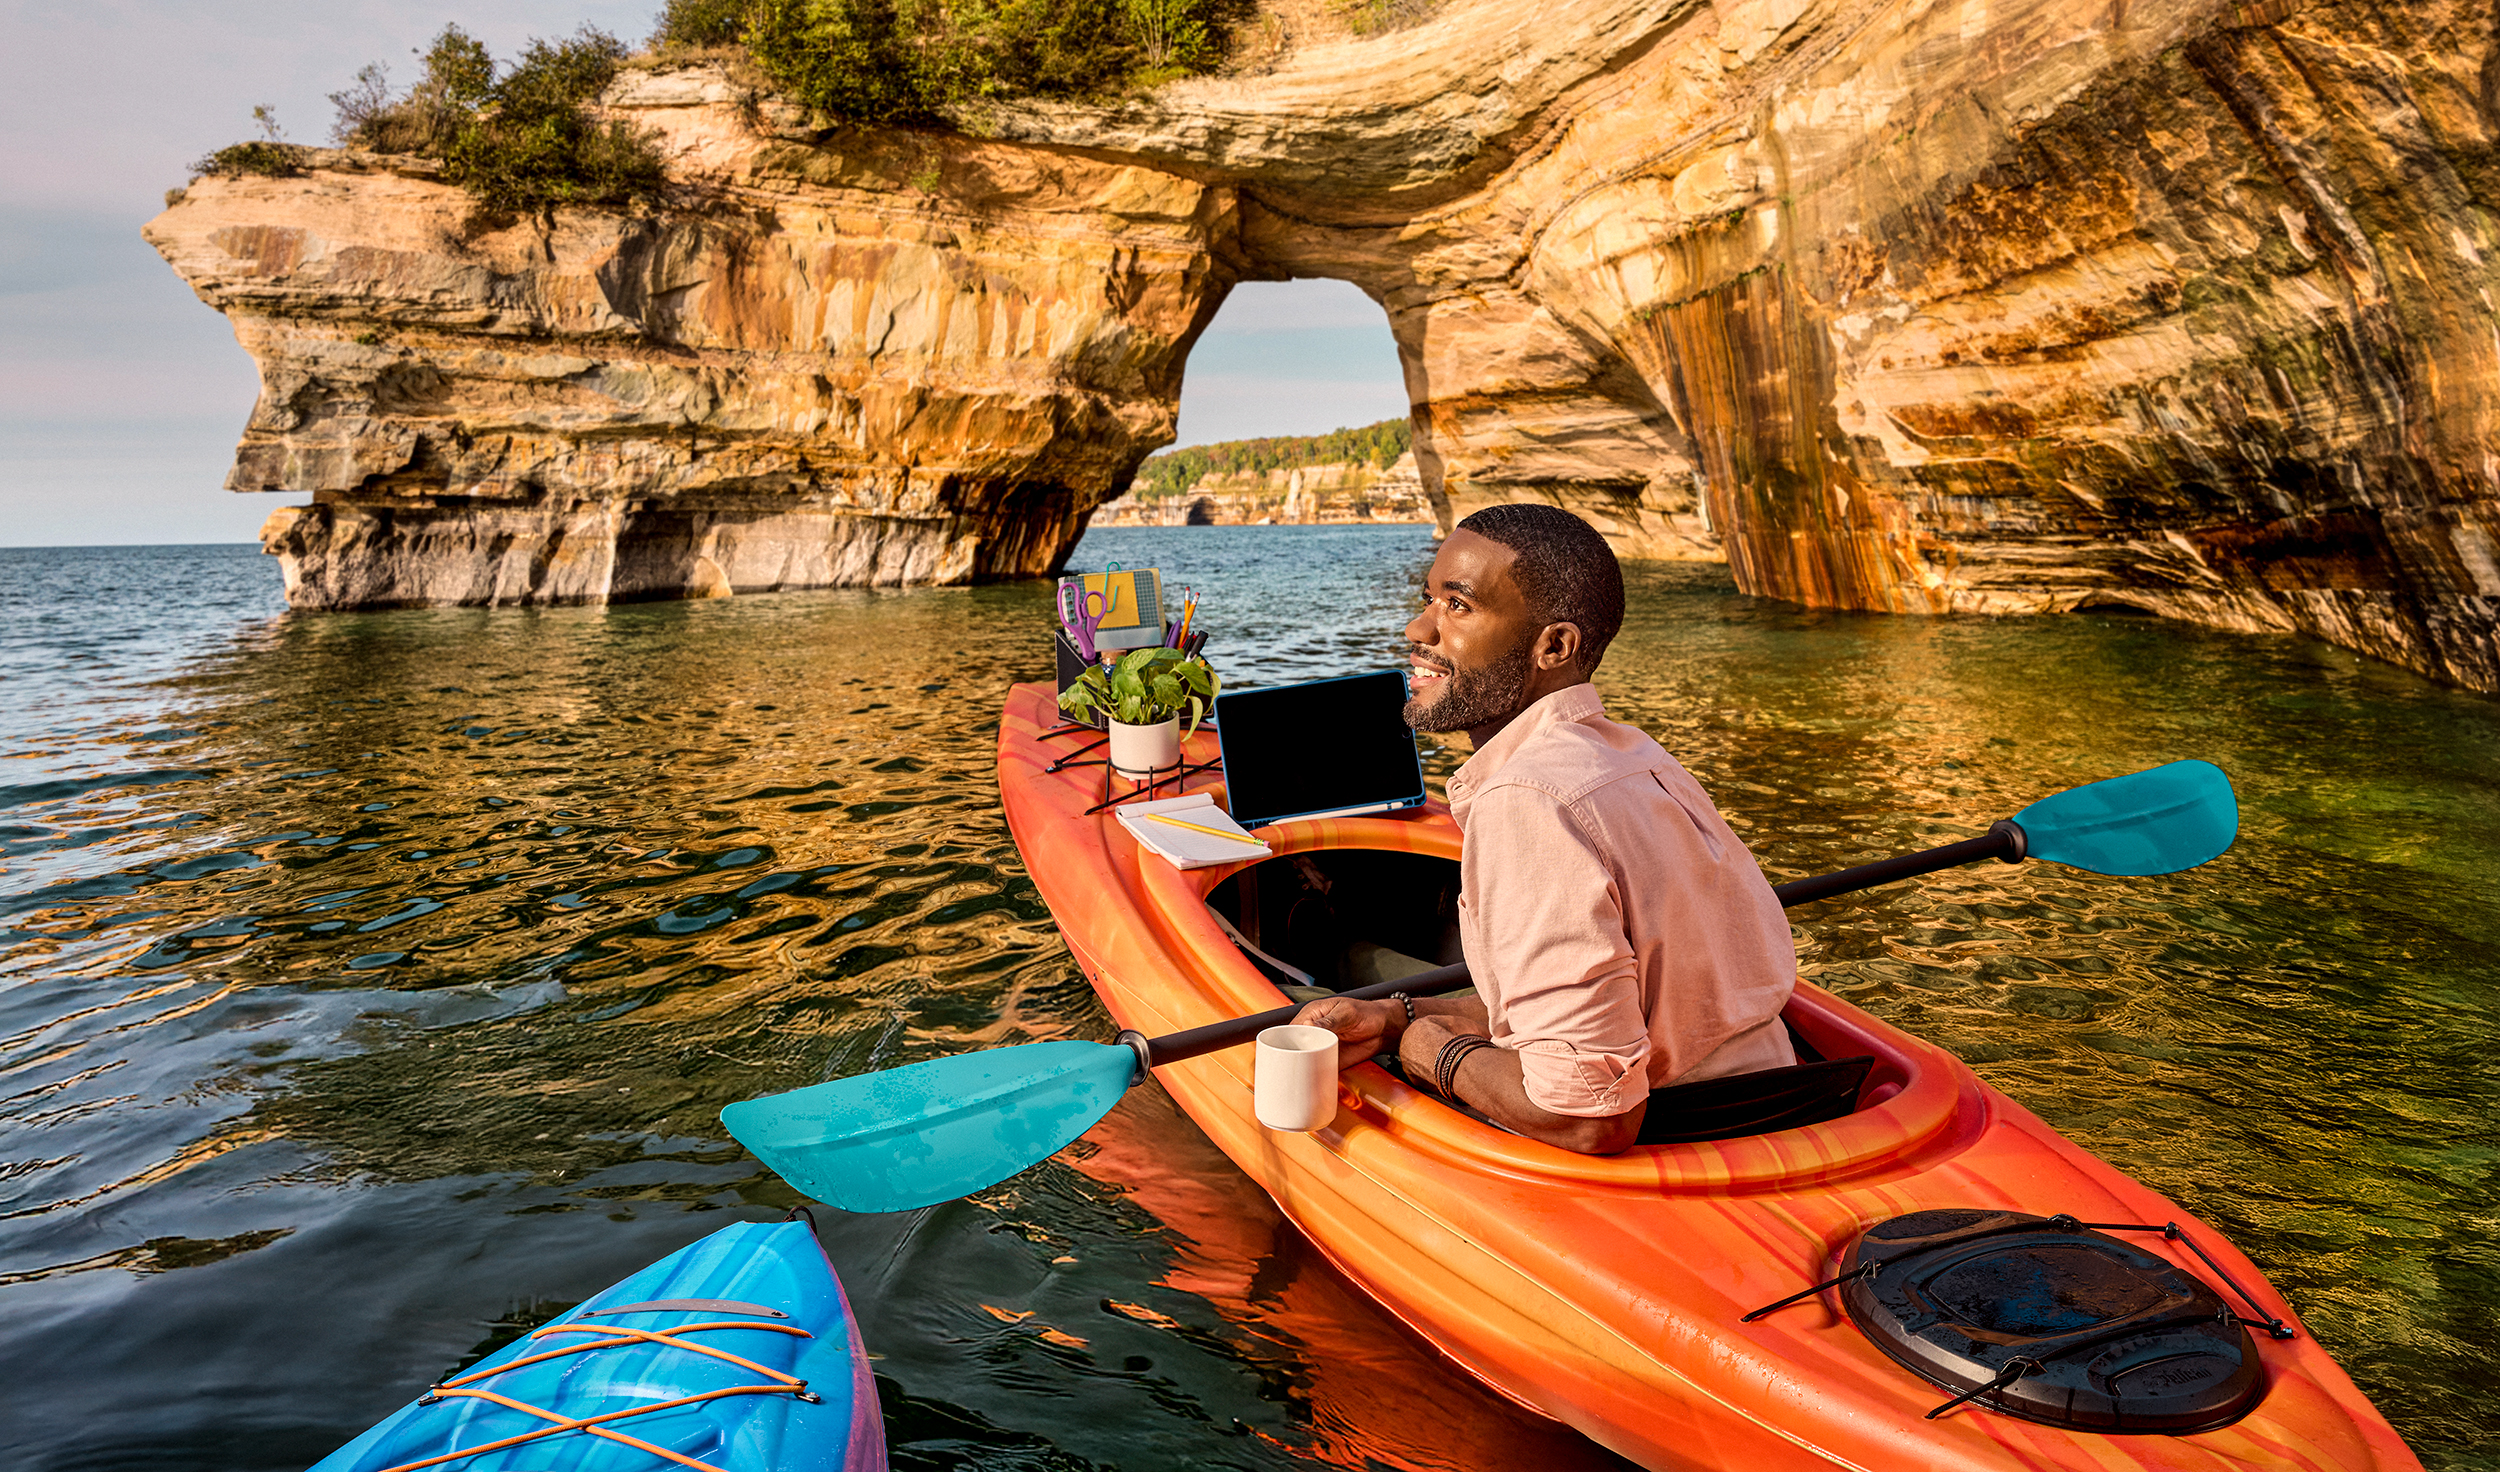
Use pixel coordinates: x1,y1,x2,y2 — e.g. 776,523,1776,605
150,0,2500,691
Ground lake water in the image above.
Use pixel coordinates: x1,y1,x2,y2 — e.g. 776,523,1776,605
2,528,2494,1471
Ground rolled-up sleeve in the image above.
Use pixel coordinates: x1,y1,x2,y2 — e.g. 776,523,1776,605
1462,784,1651,1117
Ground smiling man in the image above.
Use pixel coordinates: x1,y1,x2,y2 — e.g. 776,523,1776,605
1293,504,1798,1154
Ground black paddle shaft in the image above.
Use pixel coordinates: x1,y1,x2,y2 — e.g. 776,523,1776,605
1128,820,2029,1071
1138,962,1474,1068
1769,820,2025,907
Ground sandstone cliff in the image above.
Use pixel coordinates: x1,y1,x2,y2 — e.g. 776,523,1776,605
151,0,2500,691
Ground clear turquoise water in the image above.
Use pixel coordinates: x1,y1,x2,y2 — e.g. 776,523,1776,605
1,529,2493,1470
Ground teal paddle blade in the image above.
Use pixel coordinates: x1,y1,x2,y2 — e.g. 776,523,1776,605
2014,759,2238,877
721,1041,1138,1213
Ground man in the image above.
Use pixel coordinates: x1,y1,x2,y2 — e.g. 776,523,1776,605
1293,504,1796,1154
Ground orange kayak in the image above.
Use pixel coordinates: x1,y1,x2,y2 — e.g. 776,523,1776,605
995,683,2420,1471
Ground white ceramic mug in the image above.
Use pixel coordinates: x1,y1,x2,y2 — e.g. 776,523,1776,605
1254,1024,1341,1132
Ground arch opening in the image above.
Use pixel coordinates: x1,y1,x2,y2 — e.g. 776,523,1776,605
1099,280,1431,530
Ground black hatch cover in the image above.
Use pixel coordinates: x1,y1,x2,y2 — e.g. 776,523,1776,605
1840,1209,2265,1434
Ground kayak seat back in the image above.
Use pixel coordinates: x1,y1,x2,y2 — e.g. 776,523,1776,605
1635,1054,1875,1146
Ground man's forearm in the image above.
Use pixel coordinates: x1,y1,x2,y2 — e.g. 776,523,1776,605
1411,994,1487,1030
1395,1012,1645,1154
1451,1046,1646,1154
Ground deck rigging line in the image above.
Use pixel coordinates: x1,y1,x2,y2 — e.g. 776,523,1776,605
370,1316,820,1472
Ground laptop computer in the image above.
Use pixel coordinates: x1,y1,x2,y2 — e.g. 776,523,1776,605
1215,670,1430,830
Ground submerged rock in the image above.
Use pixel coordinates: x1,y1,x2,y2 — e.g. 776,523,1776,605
149,1,2500,691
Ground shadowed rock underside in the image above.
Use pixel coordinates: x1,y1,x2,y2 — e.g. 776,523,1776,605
148,0,2500,691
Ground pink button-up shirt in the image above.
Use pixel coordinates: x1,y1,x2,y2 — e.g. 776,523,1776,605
1447,684,1797,1118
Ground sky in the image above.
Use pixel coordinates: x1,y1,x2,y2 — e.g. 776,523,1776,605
0,1,1409,547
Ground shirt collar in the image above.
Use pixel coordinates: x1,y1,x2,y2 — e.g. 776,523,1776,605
1446,683,1604,794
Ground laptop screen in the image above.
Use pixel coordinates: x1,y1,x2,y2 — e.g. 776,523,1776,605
1215,670,1428,829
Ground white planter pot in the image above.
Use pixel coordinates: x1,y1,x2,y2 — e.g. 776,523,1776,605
1107,716,1182,779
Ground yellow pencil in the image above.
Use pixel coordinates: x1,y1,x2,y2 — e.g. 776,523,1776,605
1140,812,1267,845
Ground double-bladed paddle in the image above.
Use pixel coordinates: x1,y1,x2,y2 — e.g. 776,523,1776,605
723,759,2237,1213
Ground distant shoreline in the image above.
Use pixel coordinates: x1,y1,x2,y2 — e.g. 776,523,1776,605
0,541,263,551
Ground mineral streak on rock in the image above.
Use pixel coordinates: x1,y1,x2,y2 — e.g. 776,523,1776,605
150,1,2500,691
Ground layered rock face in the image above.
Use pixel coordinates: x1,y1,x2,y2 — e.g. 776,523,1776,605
152,0,2500,690
148,77,1234,606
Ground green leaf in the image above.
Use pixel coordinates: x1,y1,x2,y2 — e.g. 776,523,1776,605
1065,649,1220,725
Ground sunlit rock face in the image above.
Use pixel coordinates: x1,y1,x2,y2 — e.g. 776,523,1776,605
151,1,2500,691
146,72,1232,607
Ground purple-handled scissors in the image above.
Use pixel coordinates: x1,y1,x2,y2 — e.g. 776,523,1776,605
1057,579,1119,661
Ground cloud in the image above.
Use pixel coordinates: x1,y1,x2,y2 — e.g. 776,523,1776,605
0,0,656,547
2,418,285,546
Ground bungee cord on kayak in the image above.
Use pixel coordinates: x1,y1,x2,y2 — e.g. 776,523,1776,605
315,1219,885,1472
382,1318,821,1472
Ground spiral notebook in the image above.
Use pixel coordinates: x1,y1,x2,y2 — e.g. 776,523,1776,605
1116,792,1274,869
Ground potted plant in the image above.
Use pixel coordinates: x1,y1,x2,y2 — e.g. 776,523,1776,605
1059,646,1219,778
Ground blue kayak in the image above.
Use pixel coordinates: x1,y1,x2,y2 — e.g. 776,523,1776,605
312,1218,886,1472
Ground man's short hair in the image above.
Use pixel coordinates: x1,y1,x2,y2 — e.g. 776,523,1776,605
1456,503,1625,674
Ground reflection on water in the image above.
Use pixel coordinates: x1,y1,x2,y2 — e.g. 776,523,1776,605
0,530,2494,1471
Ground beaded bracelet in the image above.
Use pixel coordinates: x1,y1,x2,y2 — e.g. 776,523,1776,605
1433,1034,1495,1101
1390,991,1416,1025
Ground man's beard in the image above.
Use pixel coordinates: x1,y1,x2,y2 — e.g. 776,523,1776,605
1404,637,1535,733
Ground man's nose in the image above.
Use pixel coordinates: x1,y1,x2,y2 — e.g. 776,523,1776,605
1405,603,1436,645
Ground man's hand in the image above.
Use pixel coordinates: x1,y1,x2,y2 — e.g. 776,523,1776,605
1291,996,1406,1068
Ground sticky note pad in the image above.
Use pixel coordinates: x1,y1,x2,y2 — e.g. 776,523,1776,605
1065,569,1166,651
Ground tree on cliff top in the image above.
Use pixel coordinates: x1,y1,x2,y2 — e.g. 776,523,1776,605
205,1,1234,206
654,0,1232,123
322,24,668,213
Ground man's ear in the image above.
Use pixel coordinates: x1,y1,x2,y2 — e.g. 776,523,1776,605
1534,621,1584,672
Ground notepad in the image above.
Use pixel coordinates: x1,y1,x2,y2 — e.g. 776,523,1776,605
1115,792,1273,870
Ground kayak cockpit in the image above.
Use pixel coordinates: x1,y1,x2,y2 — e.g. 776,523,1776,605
1189,837,1946,1172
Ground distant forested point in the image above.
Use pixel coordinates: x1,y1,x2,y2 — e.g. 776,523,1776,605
1133,418,1411,499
